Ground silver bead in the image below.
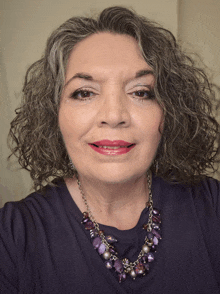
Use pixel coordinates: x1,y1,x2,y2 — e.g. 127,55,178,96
147,240,154,246
142,244,150,254
103,250,111,260
105,260,113,269
130,269,137,279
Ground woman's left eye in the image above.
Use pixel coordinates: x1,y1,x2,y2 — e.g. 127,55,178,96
70,90,95,100
130,90,155,100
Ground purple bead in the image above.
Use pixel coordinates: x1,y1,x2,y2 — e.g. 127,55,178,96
82,217,90,223
85,220,94,230
152,223,160,230
105,235,117,243
152,229,162,240
142,254,148,263
105,260,113,269
153,236,159,245
147,252,154,262
146,232,154,240
118,272,126,283
109,247,117,255
92,236,102,249
152,215,161,224
135,262,145,275
144,263,150,271
152,208,160,215
98,243,106,255
114,259,123,273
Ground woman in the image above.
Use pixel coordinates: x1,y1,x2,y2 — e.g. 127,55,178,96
1,6,220,294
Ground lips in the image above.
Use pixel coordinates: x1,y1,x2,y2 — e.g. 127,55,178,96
91,140,134,147
88,140,136,155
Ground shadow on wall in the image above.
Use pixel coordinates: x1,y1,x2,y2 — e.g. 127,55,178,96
0,50,33,207
0,184,16,208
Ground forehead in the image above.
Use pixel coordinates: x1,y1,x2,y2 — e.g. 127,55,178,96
66,32,152,81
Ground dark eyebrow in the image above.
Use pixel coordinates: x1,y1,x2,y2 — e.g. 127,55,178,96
64,69,154,88
64,73,93,88
135,69,154,79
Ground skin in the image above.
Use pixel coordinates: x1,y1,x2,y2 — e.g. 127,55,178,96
59,33,164,230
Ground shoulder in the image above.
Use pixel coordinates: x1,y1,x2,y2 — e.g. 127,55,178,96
0,179,67,244
1,178,65,211
153,175,220,218
190,177,220,217
157,174,220,201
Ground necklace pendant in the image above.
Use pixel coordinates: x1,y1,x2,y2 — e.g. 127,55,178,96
98,243,106,255
82,211,89,218
98,230,104,236
135,262,145,275
84,220,95,230
152,214,161,224
90,229,98,238
142,244,150,254
109,247,117,255
152,223,160,230
114,259,124,273
123,263,132,274
118,272,126,283
105,260,113,269
146,252,154,262
103,250,111,260
129,269,137,280
105,235,117,243
92,236,102,249
152,229,162,240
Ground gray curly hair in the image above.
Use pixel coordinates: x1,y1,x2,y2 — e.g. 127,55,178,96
8,6,220,190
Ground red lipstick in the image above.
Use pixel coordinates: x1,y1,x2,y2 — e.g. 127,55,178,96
89,140,136,156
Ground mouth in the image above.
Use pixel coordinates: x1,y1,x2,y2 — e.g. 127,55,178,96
90,144,135,149
88,140,136,155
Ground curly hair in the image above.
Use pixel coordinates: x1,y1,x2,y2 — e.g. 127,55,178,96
8,6,220,191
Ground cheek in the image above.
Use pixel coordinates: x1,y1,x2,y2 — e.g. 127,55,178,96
138,106,164,139
58,104,94,145
58,106,79,143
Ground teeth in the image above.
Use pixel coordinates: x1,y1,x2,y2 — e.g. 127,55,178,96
99,146,127,149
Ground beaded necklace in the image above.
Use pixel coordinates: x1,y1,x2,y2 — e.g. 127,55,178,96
78,173,161,283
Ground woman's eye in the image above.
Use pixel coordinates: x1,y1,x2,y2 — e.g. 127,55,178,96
131,90,155,100
70,90,95,100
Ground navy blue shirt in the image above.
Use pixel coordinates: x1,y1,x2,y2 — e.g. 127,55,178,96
0,175,220,293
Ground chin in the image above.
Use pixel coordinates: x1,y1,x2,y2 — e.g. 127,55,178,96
86,166,148,184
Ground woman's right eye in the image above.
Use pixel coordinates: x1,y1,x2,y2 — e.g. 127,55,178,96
70,90,95,100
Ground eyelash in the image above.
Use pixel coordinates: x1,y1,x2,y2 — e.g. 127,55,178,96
70,90,95,100
70,89,155,101
130,89,155,100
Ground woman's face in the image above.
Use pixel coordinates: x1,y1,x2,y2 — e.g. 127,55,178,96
59,32,163,183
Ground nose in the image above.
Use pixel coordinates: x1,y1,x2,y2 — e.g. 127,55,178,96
97,88,131,128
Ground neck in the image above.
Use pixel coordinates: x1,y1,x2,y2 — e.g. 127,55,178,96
65,172,150,230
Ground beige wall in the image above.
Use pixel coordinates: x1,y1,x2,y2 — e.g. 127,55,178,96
178,0,220,180
1,0,219,206
178,0,220,87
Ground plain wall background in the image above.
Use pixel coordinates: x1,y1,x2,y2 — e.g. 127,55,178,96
0,0,219,207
